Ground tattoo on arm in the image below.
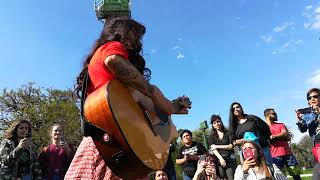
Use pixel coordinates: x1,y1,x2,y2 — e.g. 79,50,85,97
107,56,154,97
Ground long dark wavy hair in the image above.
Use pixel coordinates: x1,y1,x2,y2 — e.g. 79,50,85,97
5,119,31,145
74,17,151,98
228,102,245,142
209,114,228,142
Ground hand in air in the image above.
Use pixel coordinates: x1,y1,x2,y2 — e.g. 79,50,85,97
295,109,303,122
174,95,191,114
312,105,320,114
17,138,32,149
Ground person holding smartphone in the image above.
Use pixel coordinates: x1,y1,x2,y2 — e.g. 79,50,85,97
39,123,75,180
234,141,286,180
0,119,42,179
295,88,320,146
192,154,218,180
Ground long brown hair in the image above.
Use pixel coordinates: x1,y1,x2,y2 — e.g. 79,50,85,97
74,17,151,98
4,119,31,143
242,141,272,180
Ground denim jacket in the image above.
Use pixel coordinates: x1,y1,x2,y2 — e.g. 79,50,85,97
0,139,42,180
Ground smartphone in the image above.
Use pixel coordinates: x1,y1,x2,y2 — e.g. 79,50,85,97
298,107,312,114
60,140,65,146
25,132,31,138
243,148,254,160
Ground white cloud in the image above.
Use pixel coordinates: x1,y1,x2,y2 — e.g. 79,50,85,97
307,69,320,86
303,5,320,30
171,45,181,50
176,53,185,59
272,39,303,55
260,35,275,43
305,5,313,10
273,22,294,32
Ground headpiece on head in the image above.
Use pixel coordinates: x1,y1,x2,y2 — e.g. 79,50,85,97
244,132,260,145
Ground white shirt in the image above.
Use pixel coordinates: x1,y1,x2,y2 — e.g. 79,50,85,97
234,164,287,180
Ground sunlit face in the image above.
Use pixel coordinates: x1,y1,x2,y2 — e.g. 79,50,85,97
182,132,192,145
267,110,278,121
308,92,320,107
242,142,258,160
51,125,63,141
155,170,168,180
17,123,30,139
232,104,243,116
212,119,222,130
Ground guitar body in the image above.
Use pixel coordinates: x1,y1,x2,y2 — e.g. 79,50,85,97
83,79,178,179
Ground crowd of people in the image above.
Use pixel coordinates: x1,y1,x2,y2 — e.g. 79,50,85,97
0,121,75,180
0,16,319,180
156,87,320,180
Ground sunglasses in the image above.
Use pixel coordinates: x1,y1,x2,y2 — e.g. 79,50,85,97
307,95,319,101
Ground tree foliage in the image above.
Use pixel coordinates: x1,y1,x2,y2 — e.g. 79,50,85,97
290,135,315,168
0,83,81,151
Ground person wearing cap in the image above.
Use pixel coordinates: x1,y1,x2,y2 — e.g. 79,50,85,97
208,115,236,180
176,129,207,180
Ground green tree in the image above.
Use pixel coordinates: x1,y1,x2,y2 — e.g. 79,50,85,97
0,82,81,151
290,135,315,168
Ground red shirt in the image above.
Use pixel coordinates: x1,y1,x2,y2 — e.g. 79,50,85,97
87,41,129,94
66,42,148,180
269,122,292,157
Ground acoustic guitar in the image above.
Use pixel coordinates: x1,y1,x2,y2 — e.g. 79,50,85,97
83,79,191,179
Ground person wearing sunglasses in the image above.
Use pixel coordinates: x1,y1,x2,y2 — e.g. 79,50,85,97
264,108,301,180
208,114,236,180
295,88,320,146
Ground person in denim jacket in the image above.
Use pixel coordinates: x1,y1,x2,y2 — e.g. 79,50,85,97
0,119,42,180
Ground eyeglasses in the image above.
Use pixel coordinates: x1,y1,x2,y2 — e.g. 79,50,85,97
307,95,319,101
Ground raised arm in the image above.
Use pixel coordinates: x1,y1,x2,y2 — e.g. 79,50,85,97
0,140,22,166
105,54,154,98
105,55,188,115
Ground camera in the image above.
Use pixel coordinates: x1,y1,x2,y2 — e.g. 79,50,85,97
24,132,31,138
243,148,254,160
298,107,319,125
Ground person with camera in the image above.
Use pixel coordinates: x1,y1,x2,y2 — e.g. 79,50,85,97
295,88,320,146
0,119,42,180
208,114,236,180
264,108,301,180
234,140,286,180
192,154,219,180
176,129,207,180
39,123,75,180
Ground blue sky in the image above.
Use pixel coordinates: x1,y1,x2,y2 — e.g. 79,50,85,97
0,1,320,143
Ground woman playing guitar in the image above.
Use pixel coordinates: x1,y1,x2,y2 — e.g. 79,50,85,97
65,17,190,180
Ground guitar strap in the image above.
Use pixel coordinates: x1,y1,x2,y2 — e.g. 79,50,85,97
80,70,121,148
